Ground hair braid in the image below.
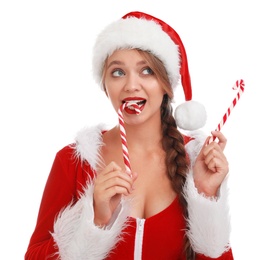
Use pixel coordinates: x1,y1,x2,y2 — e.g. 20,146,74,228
161,94,195,260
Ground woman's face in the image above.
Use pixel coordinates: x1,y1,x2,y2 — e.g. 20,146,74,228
103,49,166,126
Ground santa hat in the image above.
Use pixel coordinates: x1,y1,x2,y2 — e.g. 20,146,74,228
92,11,206,130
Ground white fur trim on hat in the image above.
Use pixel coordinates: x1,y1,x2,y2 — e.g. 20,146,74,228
92,17,180,89
92,13,207,131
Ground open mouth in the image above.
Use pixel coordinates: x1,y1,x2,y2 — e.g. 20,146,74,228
122,99,146,113
125,100,146,110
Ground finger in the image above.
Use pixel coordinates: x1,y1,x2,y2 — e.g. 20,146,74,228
129,171,138,190
94,176,133,199
205,155,221,173
130,171,138,182
104,185,132,197
203,140,222,156
102,174,134,196
102,170,135,192
204,149,228,173
97,162,123,180
204,144,227,163
195,136,211,160
210,131,227,150
107,161,123,173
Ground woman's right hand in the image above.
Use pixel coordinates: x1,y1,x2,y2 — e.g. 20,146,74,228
93,161,137,226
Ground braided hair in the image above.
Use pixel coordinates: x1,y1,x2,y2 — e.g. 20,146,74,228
141,50,195,259
161,94,195,259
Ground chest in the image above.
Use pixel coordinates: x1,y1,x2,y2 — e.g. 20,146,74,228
106,197,186,260
101,145,177,219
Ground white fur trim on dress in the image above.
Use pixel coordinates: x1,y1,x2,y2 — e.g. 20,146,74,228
185,130,207,167
92,17,180,89
184,131,231,257
52,182,131,260
73,124,106,170
57,125,231,258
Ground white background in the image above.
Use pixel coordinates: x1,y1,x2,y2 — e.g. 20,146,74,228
1,1,270,259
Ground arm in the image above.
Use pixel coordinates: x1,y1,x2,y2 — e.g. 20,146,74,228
184,131,233,259
184,170,233,259
25,146,131,259
52,160,136,259
25,146,77,259
52,182,131,260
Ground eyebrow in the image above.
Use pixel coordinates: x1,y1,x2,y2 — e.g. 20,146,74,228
107,60,123,69
107,60,148,69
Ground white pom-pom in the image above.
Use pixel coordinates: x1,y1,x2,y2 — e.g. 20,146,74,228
174,100,207,130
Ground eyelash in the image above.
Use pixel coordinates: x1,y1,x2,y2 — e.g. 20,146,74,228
111,67,154,77
142,67,154,75
112,69,124,77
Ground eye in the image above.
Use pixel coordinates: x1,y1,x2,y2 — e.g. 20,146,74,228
142,67,154,75
112,69,125,77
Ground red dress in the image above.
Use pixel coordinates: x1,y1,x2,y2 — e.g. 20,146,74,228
25,126,233,260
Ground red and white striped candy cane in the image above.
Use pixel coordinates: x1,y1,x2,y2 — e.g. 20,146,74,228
209,79,245,143
118,102,141,173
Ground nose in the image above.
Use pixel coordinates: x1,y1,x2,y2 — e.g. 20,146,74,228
123,73,142,92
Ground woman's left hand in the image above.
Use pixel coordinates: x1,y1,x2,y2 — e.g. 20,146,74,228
193,131,229,197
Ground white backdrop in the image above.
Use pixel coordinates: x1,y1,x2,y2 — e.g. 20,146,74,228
1,1,270,259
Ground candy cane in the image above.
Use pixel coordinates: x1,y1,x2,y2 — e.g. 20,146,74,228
118,102,141,173
209,79,245,143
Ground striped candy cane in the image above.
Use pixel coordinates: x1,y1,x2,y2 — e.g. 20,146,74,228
118,102,141,173
209,79,245,143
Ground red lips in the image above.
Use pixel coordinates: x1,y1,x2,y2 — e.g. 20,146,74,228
122,97,146,114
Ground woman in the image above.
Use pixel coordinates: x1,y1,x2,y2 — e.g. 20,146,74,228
25,11,233,259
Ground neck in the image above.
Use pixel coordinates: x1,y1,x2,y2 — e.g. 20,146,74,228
121,118,163,151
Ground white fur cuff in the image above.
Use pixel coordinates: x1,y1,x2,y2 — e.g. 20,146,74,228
52,183,130,260
184,170,231,258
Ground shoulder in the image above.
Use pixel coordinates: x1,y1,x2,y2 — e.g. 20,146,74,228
53,123,107,174
73,123,107,169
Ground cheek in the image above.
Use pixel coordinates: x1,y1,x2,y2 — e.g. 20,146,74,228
154,89,167,107
104,88,120,110
104,82,114,98
105,87,117,100
104,77,123,101
151,85,167,100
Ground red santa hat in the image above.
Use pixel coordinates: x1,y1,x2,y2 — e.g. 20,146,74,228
92,11,206,130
